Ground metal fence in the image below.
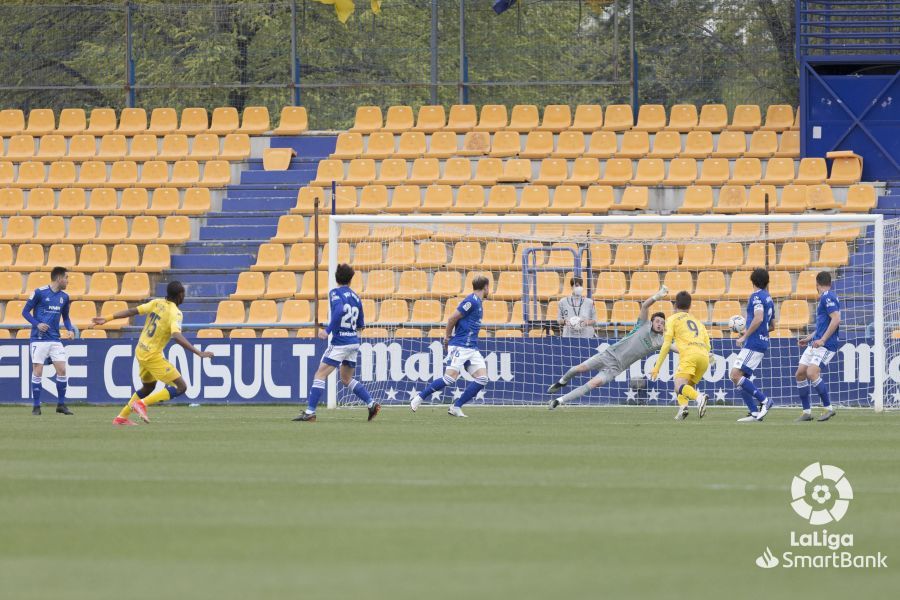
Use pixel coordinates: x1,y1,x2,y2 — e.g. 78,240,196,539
0,0,797,130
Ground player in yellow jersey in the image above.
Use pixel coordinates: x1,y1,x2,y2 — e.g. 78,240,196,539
91,281,214,426
650,291,710,420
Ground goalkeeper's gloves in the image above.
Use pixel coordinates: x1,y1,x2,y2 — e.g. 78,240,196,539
651,285,669,302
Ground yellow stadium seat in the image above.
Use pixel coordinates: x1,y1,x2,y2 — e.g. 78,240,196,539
679,243,713,270
634,104,666,132
229,329,257,339
697,104,727,132
350,106,382,133
250,243,286,271
177,108,208,135
742,184,772,213
795,157,827,185
806,184,836,211
199,160,231,187
380,241,413,267
695,158,731,186
363,132,395,159
842,184,875,212
708,299,740,325
93,134,127,161
571,104,603,132
32,134,66,161
144,108,176,135
84,272,118,300
55,108,86,135
428,272,461,298
0,109,24,136
74,243,107,272
548,130,584,159
124,134,155,161
0,272,22,300
449,241,482,269
279,299,312,325
603,104,633,131
618,131,649,158
376,299,409,323
731,222,762,240
180,187,211,216
63,134,96,162
25,109,55,135
746,130,778,158
0,188,24,215
530,158,565,186
67,300,97,329
666,104,698,132
105,160,140,188
261,148,294,172
239,106,270,134
680,130,712,159
196,327,225,340
826,224,863,242
285,243,316,271
46,161,77,188
725,270,755,299
729,105,761,131
274,106,308,135
1,300,27,327
792,271,820,300
775,130,800,158
158,215,190,244
648,131,681,158
779,242,811,270
213,300,246,325
468,158,502,186
111,108,145,137
352,241,384,268
663,271,694,296
775,184,807,213
6,134,35,161
507,105,539,132
826,152,862,185
408,158,441,185
3,215,33,243
745,242,777,268
310,159,345,187
13,161,44,188
23,188,55,216
611,243,645,270
534,104,570,132
157,134,188,161
576,185,609,213
519,131,554,159
220,133,251,161
414,105,445,133
438,157,471,185
53,188,85,216
582,131,616,159
230,272,265,300
777,300,810,329
546,184,580,213
105,244,139,272
610,300,640,324
263,272,297,300
45,244,76,272
116,187,147,215
410,299,442,324
118,272,150,301
356,184,387,213
11,243,44,272
712,243,743,270
170,160,200,186
445,105,477,132
712,131,746,158
409,241,446,268
474,105,508,132
449,184,482,213
509,184,545,214
690,271,725,301
663,223,696,243
615,187,648,212
137,244,172,273
712,184,745,213
259,328,288,338
81,189,114,217
455,131,488,157
385,184,420,213
127,215,158,243
600,158,632,185
646,243,679,270
731,158,762,185
476,241,510,269
813,241,849,269
331,131,363,160
208,107,239,135
374,159,407,186
762,105,794,131
631,158,664,186
34,215,65,243
662,158,696,186
384,106,414,133
395,131,427,159
478,299,508,325
360,269,395,298
761,157,795,185
679,185,713,213
418,184,450,214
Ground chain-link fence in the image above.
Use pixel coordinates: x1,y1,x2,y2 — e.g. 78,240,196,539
0,0,798,130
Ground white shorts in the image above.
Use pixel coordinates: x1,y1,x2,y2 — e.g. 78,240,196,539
30,341,67,365
445,346,487,375
799,346,836,368
322,344,360,367
733,348,765,375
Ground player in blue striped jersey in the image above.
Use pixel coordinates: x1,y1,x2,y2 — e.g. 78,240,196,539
411,275,490,418
795,271,841,422
292,263,380,422
733,269,776,422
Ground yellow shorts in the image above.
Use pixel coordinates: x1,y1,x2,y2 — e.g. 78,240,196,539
137,353,181,385
675,349,709,386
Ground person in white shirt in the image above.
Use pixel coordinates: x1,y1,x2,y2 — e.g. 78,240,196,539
557,276,597,338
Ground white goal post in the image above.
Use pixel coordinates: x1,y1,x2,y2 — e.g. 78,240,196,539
326,213,893,412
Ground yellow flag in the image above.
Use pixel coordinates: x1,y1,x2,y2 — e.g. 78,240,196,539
314,0,382,23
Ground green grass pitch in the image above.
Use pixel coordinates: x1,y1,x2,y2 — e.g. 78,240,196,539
1,405,899,600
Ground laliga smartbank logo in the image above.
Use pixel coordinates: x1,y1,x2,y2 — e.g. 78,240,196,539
754,463,888,570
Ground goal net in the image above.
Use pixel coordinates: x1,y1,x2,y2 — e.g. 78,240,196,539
325,214,895,412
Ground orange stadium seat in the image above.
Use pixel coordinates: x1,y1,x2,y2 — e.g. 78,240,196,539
470,157,503,185
520,131,553,159
105,244,139,272
634,104,666,132
56,108,86,135
264,272,297,300
106,160,138,187
746,130,778,158
115,108,146,136
35,215,65,243
0,272,23,300
137,160,169,188
178,108,208,135
508,105,539,132
11,243,44,272
445,105,477,132
146,108,177,135
23,188,55,215
681,130,713,158
731,158,762,185
777,300,810,329
209,107,239,135
214,301,245,325
539,104,571,132
0,109,25,136
45,244,76,271
171,160,201,186
33,134,66,159
679,185,713,214
842,184,876,212
649,131,681,158
84,272,118,301
199,160,231,187
666,104,698,132
7,134,36,161
584,131,617,158
158,134,189,161
547,184,582,213
414,105,445,133
631,158,664,186
696,158,731,186
458,131,489,157
662,158,696,186
384,106,414,133
697,104,728,132
128,134,158,161
712,131,746,158
603,104,633,131
159,216,190,243
239,106,270,134
3,215,34,243
762,105,794,131
73,243,106,272
571,104,603,132
553,130,585,159
795,157,827,185
729,105,761,131
681,243,714,270
396,131,427,158
274,106,308,135
761,157,795,185
25,109,56,135
351,106,382,133
776,130,800,158
619,131,649,158
118,272,150,301
475,105,508,132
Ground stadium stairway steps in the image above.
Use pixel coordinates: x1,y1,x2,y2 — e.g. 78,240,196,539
164,135,337,329
874,182,900,217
